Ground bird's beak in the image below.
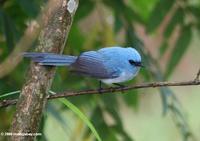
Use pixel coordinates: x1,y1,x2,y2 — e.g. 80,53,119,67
136,62,144,68
140,63,144,68
132,61,145,68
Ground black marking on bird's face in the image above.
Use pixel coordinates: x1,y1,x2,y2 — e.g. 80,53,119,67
129,60,143,67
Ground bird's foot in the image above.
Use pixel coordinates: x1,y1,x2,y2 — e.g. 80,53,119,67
98,81,103,94
113,83,125,93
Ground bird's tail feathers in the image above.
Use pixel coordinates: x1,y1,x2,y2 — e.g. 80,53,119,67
23,52,77,66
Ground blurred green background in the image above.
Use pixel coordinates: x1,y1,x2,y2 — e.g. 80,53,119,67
0,0,200,141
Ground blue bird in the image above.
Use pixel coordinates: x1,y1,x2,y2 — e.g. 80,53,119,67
24,47,143,88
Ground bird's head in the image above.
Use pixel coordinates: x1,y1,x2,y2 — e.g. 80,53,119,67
127,47,144,68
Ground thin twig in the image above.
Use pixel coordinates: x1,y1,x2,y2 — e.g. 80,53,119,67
1,79,199,108
195,69,200,81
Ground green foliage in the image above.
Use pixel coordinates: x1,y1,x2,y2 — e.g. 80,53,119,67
0,90,20,100
122,90,138,108
67,23,86,51
0,11,15,49
159,40,168,58
74,0,95,22
102,0,144,24
164,7,184,38
165,26,192,78
88,106,133,141
186,5,200,19
59,98,102,141
17,0,40,17
127,0,158,21
147,0,175,33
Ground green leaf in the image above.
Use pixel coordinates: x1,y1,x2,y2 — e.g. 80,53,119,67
102,0,144,24
127,0,158,22
123,90,138,108
160,87,171,115
74,0,95,22
165,26,192,78
4,1,27,35
89,107,118,141
47,103,70,130
101,94,133,140
164,8,184,38
37,114,47,141
59,98,102,141
0,90,20,100
114,13,123,33
146,0,175,33
186,6,200,19
67,23,85,51
140,68,152,81
112,125,133,141
159,40,168,58
104,99,134,140
101,94,123,125
187,6,200,32
0,11,15,49
17,0,40,17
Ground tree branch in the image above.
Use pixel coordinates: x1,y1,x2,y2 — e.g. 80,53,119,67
1,69,199,108
9,0,78,141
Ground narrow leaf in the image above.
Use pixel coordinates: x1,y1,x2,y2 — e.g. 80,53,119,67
0,90,20,100
147,0,175,33
0,11,15,49
59,98,102,141
164,8,184,38
114,13,123,33
159,40,168,58
165,26,192,78
89,107,118,141
123,90,138,108
160,87,171,115
74,0,95,22
17,0,40,17
186,6,200,19
102,0,144,24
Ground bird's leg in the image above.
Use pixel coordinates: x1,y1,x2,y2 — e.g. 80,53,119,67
98,81,103,94
113,83,125,93
113,83,125,87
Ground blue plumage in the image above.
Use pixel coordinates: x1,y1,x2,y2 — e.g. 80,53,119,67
23,52,77,66
24,47,142,84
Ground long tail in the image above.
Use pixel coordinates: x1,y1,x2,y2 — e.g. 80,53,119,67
23,52,77,66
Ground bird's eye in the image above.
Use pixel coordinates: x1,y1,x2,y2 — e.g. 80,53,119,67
129,60,142,67
129,60,136,65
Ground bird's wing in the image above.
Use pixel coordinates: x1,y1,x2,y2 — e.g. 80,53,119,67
71,51,120,79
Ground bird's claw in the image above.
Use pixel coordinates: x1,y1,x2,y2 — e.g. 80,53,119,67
113,83,125,93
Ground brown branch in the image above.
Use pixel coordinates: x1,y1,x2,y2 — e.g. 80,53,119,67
9,0,78,141
1,78,199,108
